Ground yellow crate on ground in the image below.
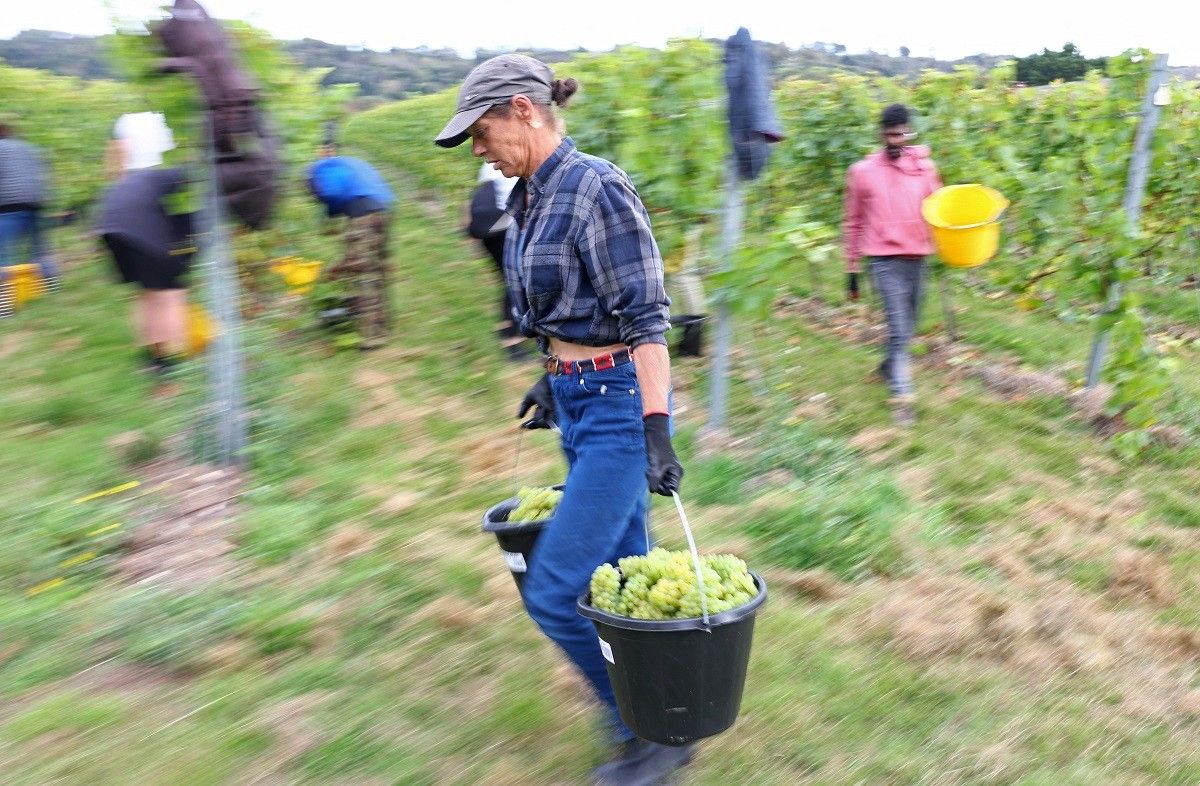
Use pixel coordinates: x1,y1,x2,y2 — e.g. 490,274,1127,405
4,264,46,309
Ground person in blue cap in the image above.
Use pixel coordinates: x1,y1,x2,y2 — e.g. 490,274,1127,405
308,139,394,349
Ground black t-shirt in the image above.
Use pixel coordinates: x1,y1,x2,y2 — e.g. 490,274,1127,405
467,181,506,240
97,168,194,257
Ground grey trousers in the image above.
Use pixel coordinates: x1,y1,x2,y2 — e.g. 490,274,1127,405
870,256,926,397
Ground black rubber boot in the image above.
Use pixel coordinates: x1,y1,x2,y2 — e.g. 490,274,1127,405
153,354,186,378
591,738,694,786
136,347,159,373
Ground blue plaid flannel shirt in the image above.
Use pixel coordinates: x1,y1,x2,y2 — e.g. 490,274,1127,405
502,138,670,352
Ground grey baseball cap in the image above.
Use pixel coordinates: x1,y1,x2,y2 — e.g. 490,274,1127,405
435,54,554,148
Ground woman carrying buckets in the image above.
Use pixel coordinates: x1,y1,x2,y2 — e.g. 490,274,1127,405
436,54,688,784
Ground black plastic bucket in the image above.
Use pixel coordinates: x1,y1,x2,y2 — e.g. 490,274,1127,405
481,484,564,591
577,572,767,745
673,314,708,357
316,295,356,328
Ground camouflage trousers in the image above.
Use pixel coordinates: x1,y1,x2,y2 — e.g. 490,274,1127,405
328,211,391,349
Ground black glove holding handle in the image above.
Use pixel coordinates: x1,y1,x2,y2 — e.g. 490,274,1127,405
643,413,683,495
517,373,556,430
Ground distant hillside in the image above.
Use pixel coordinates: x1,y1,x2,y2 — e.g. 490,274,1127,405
2,29,1195,99
278,40,585,100
758,41,1013,80
0,29,581,99
0,30,115,80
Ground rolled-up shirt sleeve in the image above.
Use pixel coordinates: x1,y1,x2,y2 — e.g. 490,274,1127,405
576,174,670,349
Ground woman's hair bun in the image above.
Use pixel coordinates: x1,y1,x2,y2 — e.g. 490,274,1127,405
550,78,579,107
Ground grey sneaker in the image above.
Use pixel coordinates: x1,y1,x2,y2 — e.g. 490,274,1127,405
889,395,917,428
592,738,694,786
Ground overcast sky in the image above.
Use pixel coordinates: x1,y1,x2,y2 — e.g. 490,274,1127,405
5,1,1200,65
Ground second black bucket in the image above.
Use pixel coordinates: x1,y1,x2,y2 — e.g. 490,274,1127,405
481,484,564,591
316,295,356,328
577,573,767,745
673,314,708,357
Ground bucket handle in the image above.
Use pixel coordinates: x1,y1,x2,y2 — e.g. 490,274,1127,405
511,422,562,485
670,490,711,630
929,200,1010,231
932,217,1003,231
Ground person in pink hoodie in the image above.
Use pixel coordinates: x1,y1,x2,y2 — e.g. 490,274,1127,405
843,103,942,427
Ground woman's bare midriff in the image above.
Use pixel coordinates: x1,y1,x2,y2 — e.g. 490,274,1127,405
547,338,627,361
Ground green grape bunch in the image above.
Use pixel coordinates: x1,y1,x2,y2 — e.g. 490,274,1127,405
589,548,759,620
507,486,563,523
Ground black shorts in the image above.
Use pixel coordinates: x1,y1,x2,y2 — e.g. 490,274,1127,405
103,233,189,290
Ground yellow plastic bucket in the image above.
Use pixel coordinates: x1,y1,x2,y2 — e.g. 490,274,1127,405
5,264,46,309
922,185,1009,268
269,257,323,294
284,261,322,293
187,303,216,357
268,256,295,275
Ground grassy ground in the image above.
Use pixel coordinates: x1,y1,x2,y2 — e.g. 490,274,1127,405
3,174,1200,784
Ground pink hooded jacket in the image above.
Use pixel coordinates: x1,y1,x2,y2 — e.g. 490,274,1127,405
842,145,943,273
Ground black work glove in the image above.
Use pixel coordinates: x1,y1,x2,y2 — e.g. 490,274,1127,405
643,414,683,496
517,373,556,430
847,271,860,301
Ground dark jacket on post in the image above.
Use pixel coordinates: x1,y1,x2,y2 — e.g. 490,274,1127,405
724,27,784,181
154,0,280,229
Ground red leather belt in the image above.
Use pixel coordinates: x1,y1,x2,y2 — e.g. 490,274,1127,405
544,348,633,375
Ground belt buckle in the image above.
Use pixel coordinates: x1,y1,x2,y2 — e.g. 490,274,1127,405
594,352,615,371
544,356,560,375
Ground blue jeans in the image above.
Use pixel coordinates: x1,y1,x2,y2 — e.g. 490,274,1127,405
870,256,926,396
523,361,652,744
0,210,60,282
